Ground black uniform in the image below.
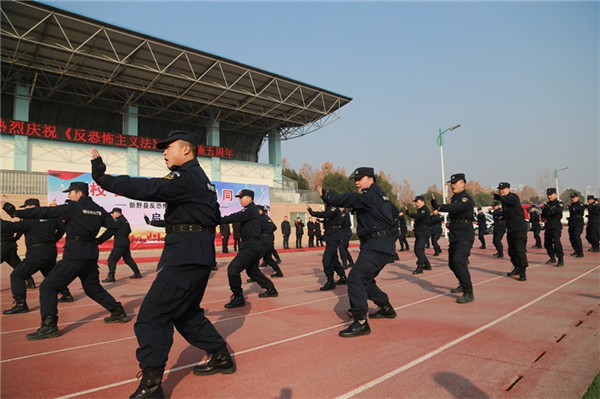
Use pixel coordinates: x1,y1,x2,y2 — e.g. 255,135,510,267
430,213,443,255
406,207,431,272
496,192,528,279
477,212,487,248
10,196,124,335
221,202,277,303
541,199,564,262
107,214,141,277
1,224,22,268
220,223,231,253
491,208,506,256
529,209,542,248
433,190,475,299
232,222,241,251
307,220,316,247
397,213,409,251
315,221,324,246
585,199,599,252
339,209,354,266
281,219,291,249
93,157,228,370
567,201,585,257
308,206,347,288
258,212,282,276
321,183,395,315
295,219,305,248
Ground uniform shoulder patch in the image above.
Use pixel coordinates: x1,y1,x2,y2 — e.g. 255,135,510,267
241,208,246,212
207,183,216,193
330,207,336,212
163,171,181,180
382,196,390,201
461,197,468,203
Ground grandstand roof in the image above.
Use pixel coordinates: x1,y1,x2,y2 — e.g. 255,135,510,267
0,0,352,161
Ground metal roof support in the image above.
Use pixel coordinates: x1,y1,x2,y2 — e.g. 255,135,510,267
268,129,282,184
13,82,30,171
124,104,139,175
207,119,221,182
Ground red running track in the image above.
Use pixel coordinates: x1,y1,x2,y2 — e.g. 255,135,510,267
1,233,598,398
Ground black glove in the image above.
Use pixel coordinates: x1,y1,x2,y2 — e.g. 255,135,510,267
144,215,150,225
431,198,439,210
91,157,107,184
493,193,502,201
3,202,16,217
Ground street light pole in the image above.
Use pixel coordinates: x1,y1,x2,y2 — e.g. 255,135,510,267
437,124,461,238
554,166,568,197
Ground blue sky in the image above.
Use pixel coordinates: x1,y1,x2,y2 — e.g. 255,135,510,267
43,1,599,196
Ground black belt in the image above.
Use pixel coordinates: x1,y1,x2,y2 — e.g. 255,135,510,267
165,224,215,234
359,229,391,244
242,236,260,242
451,220,472,224
67,235,96,242
325,225,342,229
28,242,55,249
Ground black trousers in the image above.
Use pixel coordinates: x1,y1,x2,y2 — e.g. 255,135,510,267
135,264,226,369
227,246,274,297
308,234,315,247
40,258,121,319
397,231,409,250
431,230,442,253
322,239,344,277
478,229,486,247
413,231,429,265
221,235,230,253
493,229,505,253
282,234,290,249
544,228,564,258
339,235,353,264
260,240,281,274
448,239,474,291
568,223,583,254
586,223,599,249
1,248,21,268
107,246,140,274
295,234,303,248
532,227,542,247
11,249,57,298
347,248,394,313
507,230,528,272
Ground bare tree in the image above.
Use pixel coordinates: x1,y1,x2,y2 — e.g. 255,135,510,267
536,167,556,194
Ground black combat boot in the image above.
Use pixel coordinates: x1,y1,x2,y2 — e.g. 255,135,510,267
339,311,370,338
518,268,527,281
497,252,504,258
320,275,336,291
193,345,236,376
130,272,142,279
556,257,564,267
423,259,432,270
450,285,464,294
130,367,165,399
369,302,397,319
545,257,556,264
506,268,518,276
58,289,74,302
270,272,284,278
26,315,59,341
456,288,474,304
102,272,115,283
258,288,278,298
26,277,36,289
224,295,245,309
104,305,129,323
336,275,348,285
347,258,354,266
412,265,424,274
3,296,29,315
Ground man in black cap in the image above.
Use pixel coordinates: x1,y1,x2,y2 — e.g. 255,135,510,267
541,187,565,266
529,206,543,248
494,183,528,281
220,189,278,309
430,208,443,256
431,173,475,303
405,196,432,274
91,130,235,398
318,167,397,338
257,205,283,277
2,182,128,340
567,192,585,258
2,198,74,314
102,207,142,283
307,203,348,290
476,207,487,249
489,201,506,258
397,210,409,252
339,207,355,267
585,195,599,252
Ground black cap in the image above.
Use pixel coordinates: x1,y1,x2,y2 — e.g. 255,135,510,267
235,189,254,199
477,207,482,211
448,173,466,183
62,181,89,195
156,130,203,150
492,201,500,206
546,187,557,195
20,198,40,208
349,167,376,181
413,195,425,202
256,205,265,211
111,207,122,213
497,182,510,189
588,195,595,200
570,192,579,198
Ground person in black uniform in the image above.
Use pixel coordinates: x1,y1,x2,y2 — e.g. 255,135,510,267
430,208,443,256
405,196,432,274
494,182,528,281
490,201,506,258
281,216,291,249
307,217,316,247
0,221,36,288
257,205,283,277
338,207,355,267
431,173,475,304
584,195,599,252
91,131,235,398
476,207,487,249
529,206,543,248
3,182,129,341
232,222,241,252
318,167,397,337
220,189,278,309
315,219,324,247
567,193,585,258
102,208,142,282
307,204,348,290
3,198,73,315
397,210,410,251
295,217,305,248
541,187,565,266
220,223,231,254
